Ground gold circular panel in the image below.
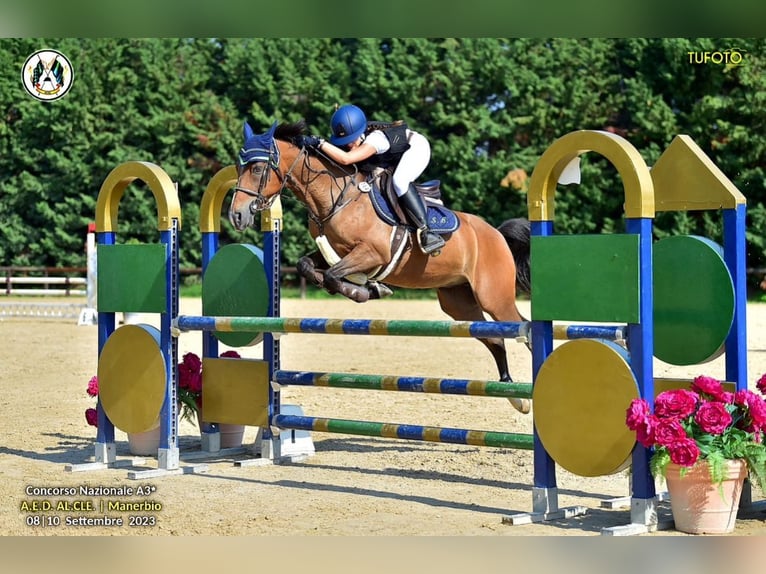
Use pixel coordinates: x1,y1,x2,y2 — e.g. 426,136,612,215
98,324,166,433
533,339,639,477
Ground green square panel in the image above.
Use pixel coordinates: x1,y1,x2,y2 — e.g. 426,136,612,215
97,244,167,312
531,234,640,323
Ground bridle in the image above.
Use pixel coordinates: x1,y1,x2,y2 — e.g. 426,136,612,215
234,142,306,214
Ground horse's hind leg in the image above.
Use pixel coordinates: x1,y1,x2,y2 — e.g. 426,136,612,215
436,284,530,414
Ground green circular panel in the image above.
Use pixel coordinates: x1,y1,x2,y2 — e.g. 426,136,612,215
653,235,734,366
533,339,639,477
202,243,269,347
98,324,166,433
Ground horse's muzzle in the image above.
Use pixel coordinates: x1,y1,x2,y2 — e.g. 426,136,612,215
228,204,256,230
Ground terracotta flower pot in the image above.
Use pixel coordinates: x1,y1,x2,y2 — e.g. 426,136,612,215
665,459,747,534
127,422,161,456
197,407,245,449
218,424,245,449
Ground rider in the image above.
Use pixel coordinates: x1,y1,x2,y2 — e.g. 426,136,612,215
305,104,445,256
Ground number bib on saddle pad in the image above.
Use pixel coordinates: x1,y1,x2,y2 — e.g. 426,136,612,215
362,176,460,234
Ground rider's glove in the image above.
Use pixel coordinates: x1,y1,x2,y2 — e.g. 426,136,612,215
296,135,324,149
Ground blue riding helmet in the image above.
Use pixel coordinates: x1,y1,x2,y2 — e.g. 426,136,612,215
329,104,367,146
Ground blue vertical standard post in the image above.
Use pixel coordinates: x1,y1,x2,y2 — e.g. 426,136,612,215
95,231,116,451
158,220,180,469
263,217,282,452
626,217,655,503
199,230,220,435
201,231,220,362
723,204,747,391
530,219,558,513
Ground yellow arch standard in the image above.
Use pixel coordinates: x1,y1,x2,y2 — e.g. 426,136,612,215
95,161,182,232
199,164,283,233
527,130,654,221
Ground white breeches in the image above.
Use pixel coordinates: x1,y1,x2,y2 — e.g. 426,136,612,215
392,131,431,197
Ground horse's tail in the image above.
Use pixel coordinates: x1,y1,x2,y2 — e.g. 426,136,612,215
497,218,531,295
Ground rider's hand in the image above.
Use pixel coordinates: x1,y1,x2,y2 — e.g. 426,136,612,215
296,135,324,149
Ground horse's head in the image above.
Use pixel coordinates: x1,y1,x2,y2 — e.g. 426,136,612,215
230,121,285,230
231,119,358,231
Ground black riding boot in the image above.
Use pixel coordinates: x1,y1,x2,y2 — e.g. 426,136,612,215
398,185,445,256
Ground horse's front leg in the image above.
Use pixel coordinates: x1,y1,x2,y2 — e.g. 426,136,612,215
322,245,388,304
297,249,373,303
297,251,328,289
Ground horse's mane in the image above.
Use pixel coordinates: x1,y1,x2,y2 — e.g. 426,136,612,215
274,120,307,142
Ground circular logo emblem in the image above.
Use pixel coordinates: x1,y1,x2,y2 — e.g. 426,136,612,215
358,182,371,192
21,49,74,101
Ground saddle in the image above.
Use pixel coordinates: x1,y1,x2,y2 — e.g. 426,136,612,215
361,170,460,234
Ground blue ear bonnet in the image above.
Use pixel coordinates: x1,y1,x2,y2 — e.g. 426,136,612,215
239,121,279,167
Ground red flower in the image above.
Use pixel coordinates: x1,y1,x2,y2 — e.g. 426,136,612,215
653,418,686,447
691,375,728,401
625,398,651,431
654,389,698,419
757,373,766,395
625,399,657,447
186,371,202,394
694,401,732,435
735,389,766,433
748,395,766,429
220,350,241,359
182,352,203,373
667,437,700,466
86,376,99,397
634,418,657,448
178,363,197,389
85,407,98,427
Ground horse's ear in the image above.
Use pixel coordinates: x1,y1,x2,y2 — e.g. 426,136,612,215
266,121,278,139
243,121,255,141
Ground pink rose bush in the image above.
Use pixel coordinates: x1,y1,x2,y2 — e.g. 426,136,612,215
178,351,240,424
626,374,766,491
84,375,99,428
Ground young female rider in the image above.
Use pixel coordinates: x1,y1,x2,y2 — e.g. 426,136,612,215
301,104,445,256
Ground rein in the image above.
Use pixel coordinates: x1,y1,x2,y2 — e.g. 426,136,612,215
298,150,361,232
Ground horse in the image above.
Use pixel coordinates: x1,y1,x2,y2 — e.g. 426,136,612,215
230,120,533,414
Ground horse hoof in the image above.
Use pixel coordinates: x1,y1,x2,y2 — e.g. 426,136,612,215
508,398,531,415
368,282,394,299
